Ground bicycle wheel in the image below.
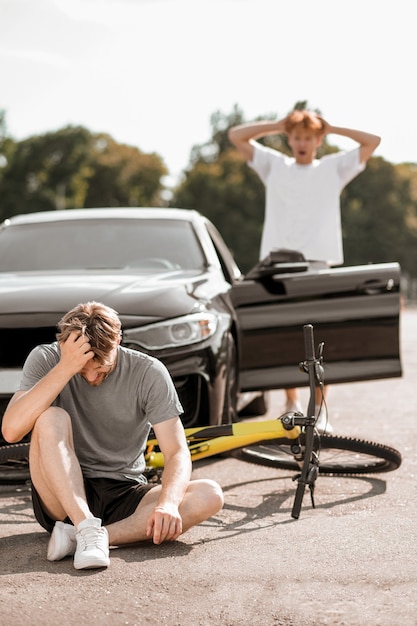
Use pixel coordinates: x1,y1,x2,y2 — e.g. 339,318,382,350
236,434,402,475
0,443,30,483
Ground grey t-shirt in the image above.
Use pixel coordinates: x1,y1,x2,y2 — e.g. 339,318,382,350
19,343,183,482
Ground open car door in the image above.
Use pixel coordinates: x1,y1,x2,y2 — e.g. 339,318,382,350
231,252,402,392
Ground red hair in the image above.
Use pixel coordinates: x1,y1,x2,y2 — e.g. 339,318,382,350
284,110,325,135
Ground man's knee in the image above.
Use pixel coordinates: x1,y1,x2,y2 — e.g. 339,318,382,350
191,479,224,516
206,479,224,513
31,407,72,443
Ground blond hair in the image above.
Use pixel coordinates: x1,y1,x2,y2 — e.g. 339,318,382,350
56,301,121,366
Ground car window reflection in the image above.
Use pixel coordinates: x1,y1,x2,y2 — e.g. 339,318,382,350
0,219,207,272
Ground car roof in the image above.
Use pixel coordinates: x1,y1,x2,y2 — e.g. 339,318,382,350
3,207,201,226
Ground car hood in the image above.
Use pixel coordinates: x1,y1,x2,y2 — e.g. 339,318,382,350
0,270,217,328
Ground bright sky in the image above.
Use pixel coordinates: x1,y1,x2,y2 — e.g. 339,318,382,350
1,0,416,184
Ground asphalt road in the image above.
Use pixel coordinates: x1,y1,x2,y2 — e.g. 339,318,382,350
0,308,416,626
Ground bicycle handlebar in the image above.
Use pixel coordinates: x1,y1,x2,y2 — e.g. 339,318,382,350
303,323,315,362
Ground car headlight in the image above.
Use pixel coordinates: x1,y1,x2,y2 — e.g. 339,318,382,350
123,312,218,350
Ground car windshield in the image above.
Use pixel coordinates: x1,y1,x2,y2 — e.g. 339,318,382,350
0,218,207,272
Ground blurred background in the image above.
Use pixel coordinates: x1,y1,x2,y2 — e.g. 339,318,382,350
1,0,416,297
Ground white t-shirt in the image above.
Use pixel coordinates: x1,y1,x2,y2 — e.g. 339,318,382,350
249,143,365,265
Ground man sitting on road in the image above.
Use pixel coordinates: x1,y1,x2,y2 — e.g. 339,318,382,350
2,301,224,570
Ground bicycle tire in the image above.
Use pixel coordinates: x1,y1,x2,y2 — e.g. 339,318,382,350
235,434,402,475
0,443,30,483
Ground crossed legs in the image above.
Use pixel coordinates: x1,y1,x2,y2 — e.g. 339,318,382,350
29,407,224,547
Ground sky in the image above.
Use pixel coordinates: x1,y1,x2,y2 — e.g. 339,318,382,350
1,0,416,185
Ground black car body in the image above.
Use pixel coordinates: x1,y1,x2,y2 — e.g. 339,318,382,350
0,208,402,434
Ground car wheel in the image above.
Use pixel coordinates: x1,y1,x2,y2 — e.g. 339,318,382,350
221,332,238,425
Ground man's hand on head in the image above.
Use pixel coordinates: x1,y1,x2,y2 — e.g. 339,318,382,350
59,330,95,377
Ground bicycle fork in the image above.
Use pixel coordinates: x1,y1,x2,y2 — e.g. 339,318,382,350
283,324,323,519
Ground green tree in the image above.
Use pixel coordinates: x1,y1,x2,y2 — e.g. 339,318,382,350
0,126,94,218
173,149,265,270
0,110,16,189
342,157,417,275
0,126,167,221
173,106,265,271
84,134,166,208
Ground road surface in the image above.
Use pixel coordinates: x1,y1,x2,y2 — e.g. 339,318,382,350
0,307,416,626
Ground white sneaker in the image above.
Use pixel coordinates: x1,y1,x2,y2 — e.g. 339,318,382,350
74,517,110,570
47,521,77,561
285,401,303,414
315,405,333,434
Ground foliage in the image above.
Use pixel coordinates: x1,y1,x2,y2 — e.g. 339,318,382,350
0,124,167,221
174,150,265,271
342,157,417,273
1,106,417,282
0,110,16,187
172,106,263,270
82,134,167,208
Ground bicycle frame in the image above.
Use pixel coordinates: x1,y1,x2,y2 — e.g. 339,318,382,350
145,419,302,466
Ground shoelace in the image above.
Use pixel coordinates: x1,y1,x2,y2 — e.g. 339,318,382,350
77,527,106,551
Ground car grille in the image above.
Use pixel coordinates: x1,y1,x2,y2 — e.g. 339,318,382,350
0,324,207,439
0,373,206,442
172,374,206,428
0,327,57,368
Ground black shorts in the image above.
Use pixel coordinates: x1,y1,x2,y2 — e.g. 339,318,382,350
32,476,155,533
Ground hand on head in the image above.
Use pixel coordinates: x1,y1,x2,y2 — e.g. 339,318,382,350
59,330,95,376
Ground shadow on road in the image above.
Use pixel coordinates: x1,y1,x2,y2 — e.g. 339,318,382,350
193,473,387,541
0,471,387,572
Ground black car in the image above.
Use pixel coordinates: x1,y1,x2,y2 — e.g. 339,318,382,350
0,207,402,434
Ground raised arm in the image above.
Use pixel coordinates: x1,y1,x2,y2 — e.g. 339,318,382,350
228,118,288,161
1,332,94,443
323,122,381,163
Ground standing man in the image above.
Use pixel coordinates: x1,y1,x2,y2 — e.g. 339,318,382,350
2,301,224,570
228,108,380,431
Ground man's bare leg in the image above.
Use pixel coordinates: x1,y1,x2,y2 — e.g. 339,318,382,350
30,406,224,550
285,388,301,411
29,407,94,526
106,479,224,546
30,407,110,568
286,386,329,412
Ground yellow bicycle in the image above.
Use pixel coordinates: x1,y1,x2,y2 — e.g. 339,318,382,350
0,325,402,519
144,324,401,518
